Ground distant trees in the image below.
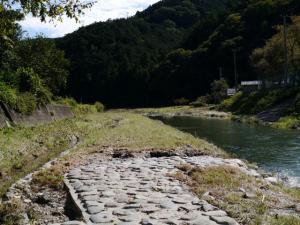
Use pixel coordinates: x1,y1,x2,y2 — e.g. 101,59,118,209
210,79,229,104
251,16,300,85
56,0,300,107
15,37,70,95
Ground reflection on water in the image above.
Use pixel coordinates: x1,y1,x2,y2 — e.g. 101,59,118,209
156,116,300,187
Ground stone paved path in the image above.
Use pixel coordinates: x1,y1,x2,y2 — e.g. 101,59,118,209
63,156,245,225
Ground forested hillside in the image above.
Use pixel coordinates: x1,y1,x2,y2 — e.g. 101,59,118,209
57,0,300,107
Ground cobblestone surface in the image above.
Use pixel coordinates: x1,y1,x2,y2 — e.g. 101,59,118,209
62,155,242,225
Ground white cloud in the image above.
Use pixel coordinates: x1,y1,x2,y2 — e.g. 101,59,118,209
19,0,160,38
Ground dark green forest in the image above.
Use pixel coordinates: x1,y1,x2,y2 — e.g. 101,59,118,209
2,0,300,109
56,0,300,107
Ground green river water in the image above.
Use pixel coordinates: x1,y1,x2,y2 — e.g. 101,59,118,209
156,116,300,187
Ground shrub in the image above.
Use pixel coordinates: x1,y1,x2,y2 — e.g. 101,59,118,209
14,68,52,104
219,88,299,115
190,96,208,107
173,97,189,105
15,92,37,115
73,104,97,115
0,199,24,225
295,94,300,114
94,101,105,112
0,68,51,114
210,79,229,104
219,92,243,111
55,97,78,108
32,167,64,190
0,82,18,109
272,116,300,129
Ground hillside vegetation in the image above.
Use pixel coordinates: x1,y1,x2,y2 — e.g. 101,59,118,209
57,0,300,107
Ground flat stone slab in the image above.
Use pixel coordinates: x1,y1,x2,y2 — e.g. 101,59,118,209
64,156,240,225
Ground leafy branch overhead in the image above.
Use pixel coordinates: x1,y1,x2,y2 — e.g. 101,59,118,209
1,0,94,22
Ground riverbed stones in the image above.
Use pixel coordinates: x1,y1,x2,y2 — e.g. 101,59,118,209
295,203,300,212
87,205,104,214
65,155,240,225
210,216,239,225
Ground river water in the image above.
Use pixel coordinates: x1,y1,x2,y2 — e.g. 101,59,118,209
155,116,300,187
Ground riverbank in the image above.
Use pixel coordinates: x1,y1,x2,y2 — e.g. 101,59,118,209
129,105,231,119
1,112,300,225
219,88,300,130
0,112,221,197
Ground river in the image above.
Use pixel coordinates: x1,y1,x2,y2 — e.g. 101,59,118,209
155,116,300,187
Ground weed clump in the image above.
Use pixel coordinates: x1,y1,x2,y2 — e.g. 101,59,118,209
32,166,64,190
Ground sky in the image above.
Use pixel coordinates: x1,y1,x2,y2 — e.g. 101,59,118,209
19,0,160,38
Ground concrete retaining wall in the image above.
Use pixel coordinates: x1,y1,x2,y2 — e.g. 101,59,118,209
47,104,74,120
0,103,74,128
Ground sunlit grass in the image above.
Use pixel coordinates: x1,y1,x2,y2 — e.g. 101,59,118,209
0,111,224,196
175,164,300,225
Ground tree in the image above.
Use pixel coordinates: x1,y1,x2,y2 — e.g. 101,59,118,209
251,16,300,85
15,37,70,95
0,0,93,54
210,79,229,104
2,0,93,22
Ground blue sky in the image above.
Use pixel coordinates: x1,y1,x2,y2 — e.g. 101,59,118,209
20,0,160,38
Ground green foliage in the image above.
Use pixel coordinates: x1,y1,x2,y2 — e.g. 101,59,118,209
56,97,78,108
269,216,300,225
210,79,229,104
251,16,300,85
94,101,105,112
14,68,52,104
0,82,18,108
220,88,299,115
15,92,37,115
0,68,52,114
32,167,64,190
0,82,36,114
0,200,24,225
295,93,300,114
272,116,300,129
73,104,97,116
173,97,190,106
56,0,300,107
220,91,243,111
15,37,70,95
1,0,92,23
190,96,208,107
57,0,229,106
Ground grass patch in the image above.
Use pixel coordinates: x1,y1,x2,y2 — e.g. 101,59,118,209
0,112,224,196
126,105,230,119
271,115,300,129
0,199,24,225
220,88,299,115
31,166,64,190
189,165,254,197
268,215,300,225
129,105,195,114
176,165,300,225
0,118,76,196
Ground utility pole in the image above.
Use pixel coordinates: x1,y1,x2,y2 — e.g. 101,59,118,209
283,15,289,86
219,67,223,80
233,49,238,90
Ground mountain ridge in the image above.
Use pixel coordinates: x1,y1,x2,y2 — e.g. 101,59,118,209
57,0,300,107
